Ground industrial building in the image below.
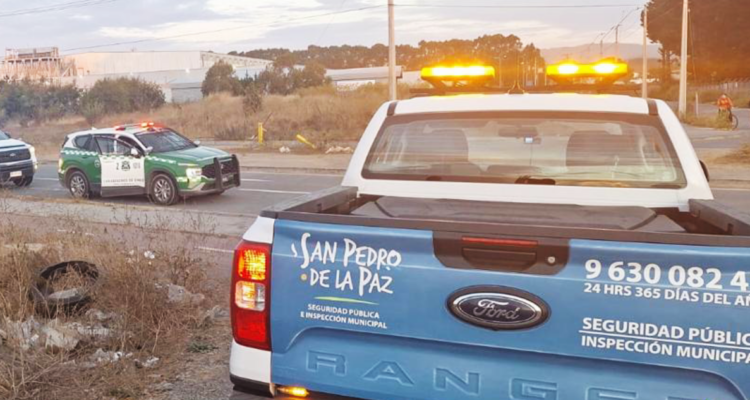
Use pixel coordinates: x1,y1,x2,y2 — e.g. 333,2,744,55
1,47,417,103
59,50,273,103
0,47,76,81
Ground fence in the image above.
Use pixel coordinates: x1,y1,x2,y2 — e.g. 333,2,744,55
693,80,750,94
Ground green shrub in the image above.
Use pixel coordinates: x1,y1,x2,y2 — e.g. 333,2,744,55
79,78,165,118
0,81,80,126
202,61,243,96
254,62,330,96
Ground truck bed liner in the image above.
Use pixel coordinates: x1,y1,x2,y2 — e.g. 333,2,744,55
260,186,750,247
352,196,686,232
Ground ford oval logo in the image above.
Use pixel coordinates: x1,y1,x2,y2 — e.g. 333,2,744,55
448,286,549,330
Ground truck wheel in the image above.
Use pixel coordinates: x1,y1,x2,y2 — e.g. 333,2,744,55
150,174,179,206
12,176,33,187
67,171,90,199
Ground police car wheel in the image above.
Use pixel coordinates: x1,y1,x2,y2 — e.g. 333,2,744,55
12,176,33,187
150,174,178,206
67,171,90,199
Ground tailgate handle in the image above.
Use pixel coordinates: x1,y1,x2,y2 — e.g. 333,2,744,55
434,233,568,275
462,237,538,272
462,248,536,272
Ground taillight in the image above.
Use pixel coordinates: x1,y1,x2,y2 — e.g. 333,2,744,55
231,241,271,350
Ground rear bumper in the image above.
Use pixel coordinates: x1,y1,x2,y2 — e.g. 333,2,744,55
231,376,359,400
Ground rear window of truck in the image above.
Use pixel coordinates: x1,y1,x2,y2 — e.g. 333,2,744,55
363,111,686,189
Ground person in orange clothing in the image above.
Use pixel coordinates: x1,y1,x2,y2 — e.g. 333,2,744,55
717,93,734,122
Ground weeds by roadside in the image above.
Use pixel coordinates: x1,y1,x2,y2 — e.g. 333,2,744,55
0,220,224,400
713,144,750,165
683,114,734,130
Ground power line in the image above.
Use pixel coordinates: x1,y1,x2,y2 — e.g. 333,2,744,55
0,0,122,18
600,7,641,43
62,5,385,53
315,0,348,44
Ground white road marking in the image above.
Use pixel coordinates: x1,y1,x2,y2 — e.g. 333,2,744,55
244,171,343,177
242,178,270,182
27,188,65,192
36,177,60,181
197,246,234,254
713,188,750,192
239,188,310,195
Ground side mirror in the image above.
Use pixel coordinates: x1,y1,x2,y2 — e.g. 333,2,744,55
145,147,154,155
700,160,710,182
130,148,141,158
194,140,201,146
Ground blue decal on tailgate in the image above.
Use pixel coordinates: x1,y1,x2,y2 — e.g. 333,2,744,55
271,220,750,400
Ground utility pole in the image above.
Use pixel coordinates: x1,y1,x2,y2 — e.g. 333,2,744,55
388,0,397,101
600,39,604,58
642,8,649,99
678,0,689,118
615,25,620,58
497,56,503,87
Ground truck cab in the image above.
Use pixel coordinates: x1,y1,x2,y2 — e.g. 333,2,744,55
229,65,750,400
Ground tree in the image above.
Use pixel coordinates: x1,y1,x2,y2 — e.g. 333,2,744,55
79,78,165,123
646,0,750,81
297,62,328,88
0,80,80,126
201,61,243,96
234,33,544,77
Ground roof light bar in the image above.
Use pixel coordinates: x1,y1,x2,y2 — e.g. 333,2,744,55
421,66,496,79
546,58,628,82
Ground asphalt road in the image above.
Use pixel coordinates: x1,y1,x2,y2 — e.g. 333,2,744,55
687,108,750,151
11,164,343,218
3,163,748,220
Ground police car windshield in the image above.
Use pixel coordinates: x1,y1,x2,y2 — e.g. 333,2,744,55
364,112,687,189
135,129,196,153
0,130,9,140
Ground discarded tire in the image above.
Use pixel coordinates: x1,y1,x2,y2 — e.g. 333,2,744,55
30,261,100,314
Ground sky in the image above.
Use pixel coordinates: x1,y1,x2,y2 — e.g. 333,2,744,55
0,0,650,55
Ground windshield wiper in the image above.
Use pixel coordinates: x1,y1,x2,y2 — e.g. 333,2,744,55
516,175,557,185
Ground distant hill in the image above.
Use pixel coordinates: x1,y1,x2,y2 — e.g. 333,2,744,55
541,43,661,63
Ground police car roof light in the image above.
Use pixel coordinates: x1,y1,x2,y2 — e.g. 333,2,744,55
421,65,496,79
547,58,628,79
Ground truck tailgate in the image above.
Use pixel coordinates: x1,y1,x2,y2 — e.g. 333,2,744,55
270,219,750,400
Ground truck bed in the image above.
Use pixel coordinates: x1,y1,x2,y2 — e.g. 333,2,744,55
257,186,750,400
261,186,750,247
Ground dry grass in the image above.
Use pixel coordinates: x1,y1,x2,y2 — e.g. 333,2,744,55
683,114,734,130
9,84,401,161
0,220,218,400
713,144,750,165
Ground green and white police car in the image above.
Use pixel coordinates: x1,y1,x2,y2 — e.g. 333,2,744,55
58,123,240,206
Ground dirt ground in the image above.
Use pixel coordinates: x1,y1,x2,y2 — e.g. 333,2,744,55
0,213,237,400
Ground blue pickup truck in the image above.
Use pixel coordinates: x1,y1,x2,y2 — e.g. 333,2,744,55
229,68,750,400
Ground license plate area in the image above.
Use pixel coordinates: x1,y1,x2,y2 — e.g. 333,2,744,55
10,171,22,178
